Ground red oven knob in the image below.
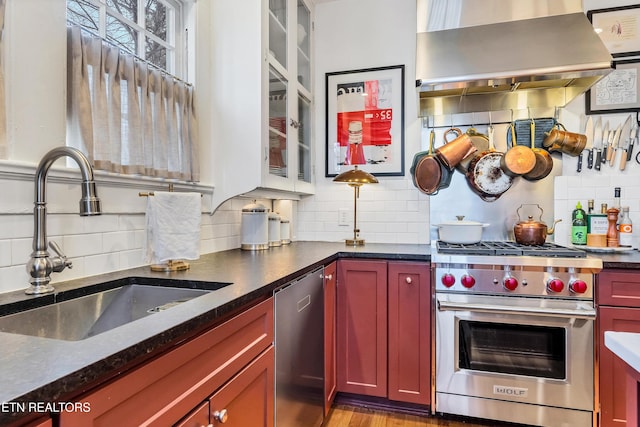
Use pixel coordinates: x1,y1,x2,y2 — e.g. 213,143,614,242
503,276,518,291
441,273,456,288
461,274,476,288
547,278,565,293
569,279,588,294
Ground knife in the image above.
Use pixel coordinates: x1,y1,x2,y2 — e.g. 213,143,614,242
611,115,632,167
627,124,638,162
592,117,602,171
621,122,636,170
602,121,611,164
608,123,623,166
597,121,608,169
581,116,593,171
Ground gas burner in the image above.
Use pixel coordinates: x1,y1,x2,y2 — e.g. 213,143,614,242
436,240,586,258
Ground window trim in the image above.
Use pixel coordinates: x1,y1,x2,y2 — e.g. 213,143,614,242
67,0,186,78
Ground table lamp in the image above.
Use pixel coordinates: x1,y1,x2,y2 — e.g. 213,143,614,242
333,165,379,246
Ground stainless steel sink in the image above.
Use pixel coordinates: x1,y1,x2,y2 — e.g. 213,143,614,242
0,284,215,341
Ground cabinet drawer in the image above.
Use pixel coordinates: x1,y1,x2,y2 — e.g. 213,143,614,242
60,298,274,426
598,270,640,307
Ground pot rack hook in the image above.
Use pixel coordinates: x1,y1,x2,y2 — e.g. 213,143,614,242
636,111,640,127
489,111,492,126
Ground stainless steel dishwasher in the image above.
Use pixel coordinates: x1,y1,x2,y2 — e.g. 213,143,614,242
274,267,324,427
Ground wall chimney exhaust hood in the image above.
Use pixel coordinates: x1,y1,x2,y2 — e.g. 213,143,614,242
416,13,613,116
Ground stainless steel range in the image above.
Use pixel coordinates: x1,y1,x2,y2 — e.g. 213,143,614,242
432,241,602,427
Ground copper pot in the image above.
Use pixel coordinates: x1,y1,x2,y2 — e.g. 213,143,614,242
436,128,477,170
513,204,562,246
543,125,587,156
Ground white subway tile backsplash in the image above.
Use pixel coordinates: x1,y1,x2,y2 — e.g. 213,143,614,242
0,241,11,267
0,265,28,293
0,216,32,240
10,238,31,266
84,253,121,276
62,233,104,258
103,231,138,252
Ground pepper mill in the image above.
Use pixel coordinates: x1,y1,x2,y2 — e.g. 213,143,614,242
606,208,620,247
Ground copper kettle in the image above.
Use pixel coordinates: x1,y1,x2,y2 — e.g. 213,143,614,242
513,204,562,246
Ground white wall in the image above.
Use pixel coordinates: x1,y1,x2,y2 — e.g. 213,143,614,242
297,0,430,244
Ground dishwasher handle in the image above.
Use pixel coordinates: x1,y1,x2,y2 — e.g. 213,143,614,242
437,300,596,320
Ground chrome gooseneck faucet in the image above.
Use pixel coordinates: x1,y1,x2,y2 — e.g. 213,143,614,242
26,147,102,295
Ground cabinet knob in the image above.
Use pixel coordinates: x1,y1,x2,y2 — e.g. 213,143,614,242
212,409,228,423
405,276,413,284
324,274,333,280
290,119,301,129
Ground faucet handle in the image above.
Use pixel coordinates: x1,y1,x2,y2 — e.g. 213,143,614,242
49,241,73,271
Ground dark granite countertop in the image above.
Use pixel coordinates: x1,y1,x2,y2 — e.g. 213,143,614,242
0,242,429,424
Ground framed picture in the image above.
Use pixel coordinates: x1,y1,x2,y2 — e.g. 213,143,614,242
325,65,405,177
586,59,640,115
588,5,640,57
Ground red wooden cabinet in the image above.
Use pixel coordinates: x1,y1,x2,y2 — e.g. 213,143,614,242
337,259,388,397
59,298,274,427
388,262,431,405
336,259,431,405
324,261,337,416
598,270,640,427
207,346,274,427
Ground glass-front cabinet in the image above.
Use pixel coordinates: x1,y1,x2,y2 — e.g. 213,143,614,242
209,0,314,209
265,0,314,193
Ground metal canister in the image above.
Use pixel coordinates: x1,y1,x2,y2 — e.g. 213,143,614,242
268,212,282,247
241,202,268,250
280,217,291,245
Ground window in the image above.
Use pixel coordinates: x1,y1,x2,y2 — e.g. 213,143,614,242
67,0,183,76
66,0,199,182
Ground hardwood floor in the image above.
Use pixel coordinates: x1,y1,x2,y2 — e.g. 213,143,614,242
324,404,502,427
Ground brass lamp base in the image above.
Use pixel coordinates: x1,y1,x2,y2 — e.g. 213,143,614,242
345,238,365,246
150,260,190,272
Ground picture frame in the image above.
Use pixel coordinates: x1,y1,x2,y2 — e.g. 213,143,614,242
325,65,405,177
586,59,640,115
588,5,640,57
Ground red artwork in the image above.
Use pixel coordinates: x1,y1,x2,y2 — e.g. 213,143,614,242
336,79,393,165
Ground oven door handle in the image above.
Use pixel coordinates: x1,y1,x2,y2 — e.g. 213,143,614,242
437,300,596,320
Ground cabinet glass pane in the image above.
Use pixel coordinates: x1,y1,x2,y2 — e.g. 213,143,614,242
269,67,288,178
297,0,311,90
269,0,287,68
298,94,311,183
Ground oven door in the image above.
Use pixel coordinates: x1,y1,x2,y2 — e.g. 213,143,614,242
435,293,595,411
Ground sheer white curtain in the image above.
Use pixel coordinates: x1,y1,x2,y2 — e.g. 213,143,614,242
0,0,6,159
67,26,199,181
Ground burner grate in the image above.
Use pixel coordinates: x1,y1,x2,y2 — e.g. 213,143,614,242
436,241,586,258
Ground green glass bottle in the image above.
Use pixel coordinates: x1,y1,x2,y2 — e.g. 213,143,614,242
572,206,588,245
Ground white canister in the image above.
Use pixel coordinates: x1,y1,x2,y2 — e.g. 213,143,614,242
280,217,291,245
268,212,282,247
241,202,268,250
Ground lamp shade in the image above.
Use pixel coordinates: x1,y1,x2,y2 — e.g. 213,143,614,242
332,165,379,185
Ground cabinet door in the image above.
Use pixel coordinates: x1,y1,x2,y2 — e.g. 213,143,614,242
387,262,431,405
174,401,209,427
209,347,275,427
336,259,387,397
324,261,337,415
599,306,640,427
598,270,640,307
